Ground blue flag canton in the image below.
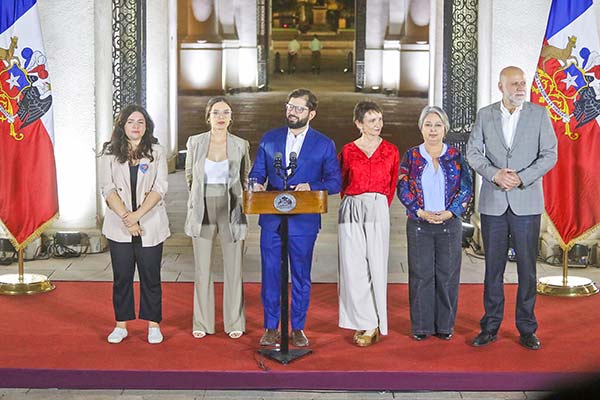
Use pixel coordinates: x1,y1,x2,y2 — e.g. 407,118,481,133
545,0,593,39
0,0,37,35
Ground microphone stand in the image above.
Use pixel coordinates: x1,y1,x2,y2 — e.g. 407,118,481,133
260,162,311,364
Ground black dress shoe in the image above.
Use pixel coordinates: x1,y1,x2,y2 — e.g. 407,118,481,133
412,333,429,341
519,333,541,350
471,331,497,347
434,333,453,340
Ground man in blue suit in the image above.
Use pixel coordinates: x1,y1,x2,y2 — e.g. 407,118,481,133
249,88,342,347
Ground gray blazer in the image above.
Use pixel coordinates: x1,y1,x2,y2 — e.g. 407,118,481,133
100,144,171,247
466,101,558,216
184,131,250,241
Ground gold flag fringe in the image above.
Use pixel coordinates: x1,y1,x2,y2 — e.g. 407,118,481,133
0,212,59,252
544,213,600,252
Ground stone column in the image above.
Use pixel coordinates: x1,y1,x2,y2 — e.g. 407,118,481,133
364,0,387,90
38,0,102,231
147,0,178,168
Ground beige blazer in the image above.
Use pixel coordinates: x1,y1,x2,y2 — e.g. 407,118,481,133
100,144,171,247
184,131,250,241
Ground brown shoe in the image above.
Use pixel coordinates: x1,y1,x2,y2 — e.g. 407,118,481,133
291,329,309,347
259,329,280,346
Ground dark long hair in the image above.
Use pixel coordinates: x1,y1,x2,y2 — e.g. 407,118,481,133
101,105,158,163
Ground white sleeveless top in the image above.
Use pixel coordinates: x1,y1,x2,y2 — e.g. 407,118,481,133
204,159,229,184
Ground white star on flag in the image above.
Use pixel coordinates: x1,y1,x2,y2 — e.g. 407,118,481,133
561,71,578,89
5,73,20,90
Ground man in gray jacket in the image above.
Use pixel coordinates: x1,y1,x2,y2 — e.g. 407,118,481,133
467,66,558,350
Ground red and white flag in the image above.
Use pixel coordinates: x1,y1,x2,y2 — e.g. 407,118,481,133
0,0,58,250
531,0,600,249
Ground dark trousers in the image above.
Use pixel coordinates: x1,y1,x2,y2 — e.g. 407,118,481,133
287,53,297,73
108,239,163,323
260,228,317,330
480,209,540,335
406,217,462,335
311,51,321,73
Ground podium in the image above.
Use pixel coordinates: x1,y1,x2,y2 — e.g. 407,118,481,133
243,190,328,364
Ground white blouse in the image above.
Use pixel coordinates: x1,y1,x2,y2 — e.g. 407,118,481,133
204,159,229,184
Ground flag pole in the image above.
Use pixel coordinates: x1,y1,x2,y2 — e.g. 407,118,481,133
0,248,55,296
537,243,598,297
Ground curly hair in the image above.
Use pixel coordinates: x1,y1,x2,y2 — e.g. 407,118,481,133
101,105,158,163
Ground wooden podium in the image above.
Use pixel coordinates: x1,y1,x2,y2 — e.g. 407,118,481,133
243,190,328,364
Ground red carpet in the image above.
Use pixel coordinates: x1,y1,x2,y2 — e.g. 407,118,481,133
0,282,599,390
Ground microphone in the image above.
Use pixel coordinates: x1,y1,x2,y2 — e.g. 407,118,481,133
288,151,297,177
274,152,283,171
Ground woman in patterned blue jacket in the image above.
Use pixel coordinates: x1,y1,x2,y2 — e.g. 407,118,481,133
397,105,472,342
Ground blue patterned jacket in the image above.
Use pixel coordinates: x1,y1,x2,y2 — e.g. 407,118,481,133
397,145,472,220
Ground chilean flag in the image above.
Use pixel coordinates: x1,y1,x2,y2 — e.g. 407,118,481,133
531,0,600,249
0,0,58,250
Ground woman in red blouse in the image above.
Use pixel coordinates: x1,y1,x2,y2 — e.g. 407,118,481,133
337,101,400,347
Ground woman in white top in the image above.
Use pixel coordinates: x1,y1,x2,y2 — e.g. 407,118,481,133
184,97,251,339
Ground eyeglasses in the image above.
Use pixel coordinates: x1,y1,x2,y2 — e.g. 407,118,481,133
285,103,309,114
210,110,232,117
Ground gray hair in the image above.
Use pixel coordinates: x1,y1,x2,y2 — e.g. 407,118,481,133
417,105,450,133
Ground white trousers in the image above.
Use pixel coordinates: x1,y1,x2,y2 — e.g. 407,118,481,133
338,193,390,335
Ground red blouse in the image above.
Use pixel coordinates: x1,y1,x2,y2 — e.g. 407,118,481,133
338,139,400,206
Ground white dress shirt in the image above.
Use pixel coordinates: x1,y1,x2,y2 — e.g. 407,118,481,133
285,125,309,173
500,101,522,149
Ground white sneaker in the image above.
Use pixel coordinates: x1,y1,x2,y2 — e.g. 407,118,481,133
107,327,128,344
148,326,163,344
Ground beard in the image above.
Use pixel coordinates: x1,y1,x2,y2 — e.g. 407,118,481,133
287,114,309,129
507,92,526,107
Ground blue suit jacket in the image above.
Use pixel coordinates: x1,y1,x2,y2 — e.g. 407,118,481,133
249,126,342,236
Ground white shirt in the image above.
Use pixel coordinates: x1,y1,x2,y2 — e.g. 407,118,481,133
204,159,229,184
309,38,322,52
288,39,300,54
286,125,309,173
500,101,523,149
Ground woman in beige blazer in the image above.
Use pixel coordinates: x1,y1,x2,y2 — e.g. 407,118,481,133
99,105,170,345
185,97,250,339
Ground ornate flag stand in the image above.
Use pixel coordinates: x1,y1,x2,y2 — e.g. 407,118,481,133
0,1,57,295
532,0,600,297
0,250,55,295
537,247,598,297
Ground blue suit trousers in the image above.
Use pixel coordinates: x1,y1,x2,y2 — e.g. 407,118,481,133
260,228,317,330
